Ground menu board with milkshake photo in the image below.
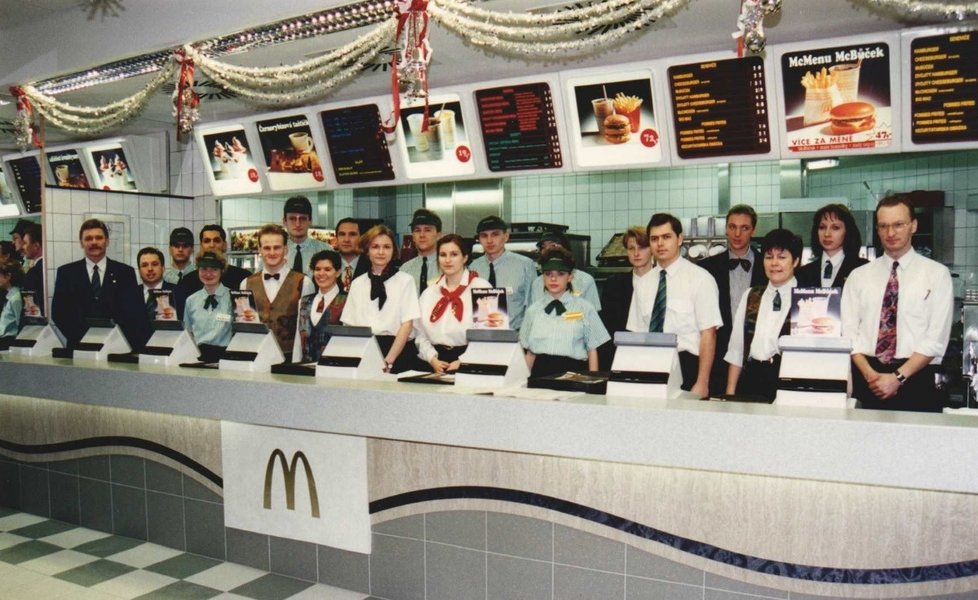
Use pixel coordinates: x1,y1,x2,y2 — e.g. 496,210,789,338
564,71,663,168
20,291,46,327
200,125,262,195
47,150,91,189
779,41,894,153
471,288,509,330
790,287,842,336
397,94,475,180
149,289,178,324
230,290,265,332
88,145,137,191
255,115,326,191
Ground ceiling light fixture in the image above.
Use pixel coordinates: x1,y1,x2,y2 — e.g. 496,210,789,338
806,158,840,170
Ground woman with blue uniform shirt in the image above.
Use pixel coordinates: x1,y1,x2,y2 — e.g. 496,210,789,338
0,260,25,339
183,250,233,363
519,247,610,378
298,249,347,363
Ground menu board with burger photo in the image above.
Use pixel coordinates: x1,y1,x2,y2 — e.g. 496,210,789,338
790,287,842,337
256,115,326,191
88,145,137,192
565,71,664,168
200,125,262,195
779,41,894,153
471,288,509,330
47,149,91,189
397,94,475,180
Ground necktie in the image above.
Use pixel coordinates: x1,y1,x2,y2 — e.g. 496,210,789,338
773,290,781,311
91,265,102,298
544,299,566,315
648,270,667,332
293,246,303,274
145,292,155,318
824,260,833,281
204,294,218,310
875,261,899,363
343,265,353,289
316,296,326,313
419,256,428,294
264,272,280,281
177,271,183,284
728,258,750,272
488,262,497,288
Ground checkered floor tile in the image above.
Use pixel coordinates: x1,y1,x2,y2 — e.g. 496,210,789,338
0,510,372,600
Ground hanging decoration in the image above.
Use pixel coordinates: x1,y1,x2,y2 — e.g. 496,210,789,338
172,49,200,143
859,0,978,21
9,87,42,151
382,0,431,136
733,0,782,56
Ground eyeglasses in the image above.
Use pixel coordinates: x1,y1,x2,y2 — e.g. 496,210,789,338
876,221,910,233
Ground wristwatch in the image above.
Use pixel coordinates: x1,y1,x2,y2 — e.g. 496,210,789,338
384,362,394,372
894,370,907,386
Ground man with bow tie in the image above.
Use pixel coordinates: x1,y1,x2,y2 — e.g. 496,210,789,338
698,204,767,398
241,224,314,361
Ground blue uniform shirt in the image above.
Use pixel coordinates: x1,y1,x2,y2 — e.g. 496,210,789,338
469,250,536,329
0,287,22,337
183,284,233,347
519,290,610,360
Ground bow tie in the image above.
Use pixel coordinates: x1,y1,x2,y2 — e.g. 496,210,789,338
203,294,218,310
263,272,280,281
728,258,750,272
544,299,566,316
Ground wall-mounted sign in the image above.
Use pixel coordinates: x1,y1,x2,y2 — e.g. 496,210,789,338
6,156,42,213
46,149,91,189
397,94,475,180
87,144,137,192
668,56,772,159
910,31,978,145
320,104,395,185
200,125,262,195
475,82,563,172
255,114,326,191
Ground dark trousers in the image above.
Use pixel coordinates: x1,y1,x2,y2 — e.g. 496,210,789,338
852,357,941,413
531,353,587,379
736,356,781,402
678,351,699,392
416,344,469,373
376,335,419,374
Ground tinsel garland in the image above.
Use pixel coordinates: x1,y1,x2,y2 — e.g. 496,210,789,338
862,0,978,20
173,50,201,142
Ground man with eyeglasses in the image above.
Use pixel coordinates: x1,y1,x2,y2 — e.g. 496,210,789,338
841,195,953,412
283,195,330,277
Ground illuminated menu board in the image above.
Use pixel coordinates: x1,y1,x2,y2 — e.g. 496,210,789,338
911,31,978,144
7,156,42,213
320,104,395,184
475,82,563,172
668,56,771,159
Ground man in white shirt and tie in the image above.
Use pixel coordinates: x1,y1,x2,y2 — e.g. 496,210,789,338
400,208,442,295
283,195,330,277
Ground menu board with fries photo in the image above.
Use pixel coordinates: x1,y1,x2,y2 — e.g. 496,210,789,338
565,71,663,168
779,41,893,153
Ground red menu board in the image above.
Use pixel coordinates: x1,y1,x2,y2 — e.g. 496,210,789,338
911,31,978,144
475,82,563,172
668,56,771,159
320,104,395,185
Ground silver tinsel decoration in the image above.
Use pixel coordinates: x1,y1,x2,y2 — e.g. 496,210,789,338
734,0,782,55
13,109,34,152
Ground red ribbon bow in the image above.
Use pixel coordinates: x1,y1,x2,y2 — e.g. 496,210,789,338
382,0,430,135
174,49,200,142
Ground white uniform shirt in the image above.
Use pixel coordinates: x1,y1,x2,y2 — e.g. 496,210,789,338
413,271,491,362
309,286,340,327
239,267,314,301
341,271,421,336
725,278,797,367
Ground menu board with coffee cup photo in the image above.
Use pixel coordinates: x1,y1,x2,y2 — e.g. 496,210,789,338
397,94,476,180
779,40,894,153
790,287,842,337
199,125,262,195
47,149,91,190
256,114,326,191
471,288,509,330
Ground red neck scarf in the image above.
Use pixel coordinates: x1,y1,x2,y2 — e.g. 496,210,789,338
430,271,475,322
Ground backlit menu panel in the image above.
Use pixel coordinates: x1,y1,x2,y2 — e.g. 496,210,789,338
668,56,771,159
7,156,42,213
911,31,978,144
320,104,395,184
475,82,563,172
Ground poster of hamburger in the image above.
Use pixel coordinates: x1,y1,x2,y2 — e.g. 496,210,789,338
564,70,664,168
778,40,894,154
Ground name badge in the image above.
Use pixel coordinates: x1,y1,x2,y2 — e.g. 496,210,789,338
506,287,514,295
563,311,583,321
215,313,231,322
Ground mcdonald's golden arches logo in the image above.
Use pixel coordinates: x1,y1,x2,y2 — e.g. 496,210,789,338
263,449,320,518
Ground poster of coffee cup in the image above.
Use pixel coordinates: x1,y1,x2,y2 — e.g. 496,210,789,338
199,125,262,195
779,41,893,153
46,149,91,189
790,287,842,336
564,71,663,168
87,144,137,192
471,287,510,330
397,94,475,180
255,115,326,191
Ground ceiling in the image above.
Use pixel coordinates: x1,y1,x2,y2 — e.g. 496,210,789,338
0,0,969,153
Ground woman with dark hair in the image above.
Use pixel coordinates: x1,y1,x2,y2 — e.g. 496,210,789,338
298,249,347,362
414,234,491,373
0,259,26,339
341,224,420,373
796,203,868,289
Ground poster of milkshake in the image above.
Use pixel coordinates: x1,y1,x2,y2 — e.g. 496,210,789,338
790,287,842,336
199,125,262,195
149,289,178,323
397,94,475,180
20,291,46,326
564,70,664,168
778,38,895,154
46,149,91,189
87,144,137,191
471,287,509,330
255,114,326,191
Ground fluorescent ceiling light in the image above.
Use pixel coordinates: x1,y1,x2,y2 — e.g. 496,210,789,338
807,158,839,170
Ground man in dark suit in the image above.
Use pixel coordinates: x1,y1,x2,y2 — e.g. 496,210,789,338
174,224,250,314
335,217,369,292
22,224,44,314
52,219,144,349
698,204,767,397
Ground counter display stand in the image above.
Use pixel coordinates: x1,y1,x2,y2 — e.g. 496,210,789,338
69,318,131,361
218,322,284,373
316,326,384,380
606,332,681,400
775,335,855,408
139,321,200,368
9,320,65,358
454,329,529,389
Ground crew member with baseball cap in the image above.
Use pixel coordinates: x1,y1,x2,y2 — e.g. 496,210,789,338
468,215,536,329
163,227,195,284
283,195,330,277
184,250,234,363
8,219,33,260
526,230,601,310
400,208,442,295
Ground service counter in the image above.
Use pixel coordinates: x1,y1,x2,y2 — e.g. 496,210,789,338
2,355,978,599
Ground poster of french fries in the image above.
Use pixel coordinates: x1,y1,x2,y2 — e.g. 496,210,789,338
779,42,893,153
565,71,664,168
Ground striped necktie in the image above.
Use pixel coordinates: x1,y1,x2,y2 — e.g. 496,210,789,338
875,261,899,363
648,270,666,333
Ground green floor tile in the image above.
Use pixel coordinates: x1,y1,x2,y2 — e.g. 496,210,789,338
9,519,78,539
229,573,313,600
54,558,136,586
73,534,144,557
0,540,63,564
133,580,223,600
145,553,222,579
